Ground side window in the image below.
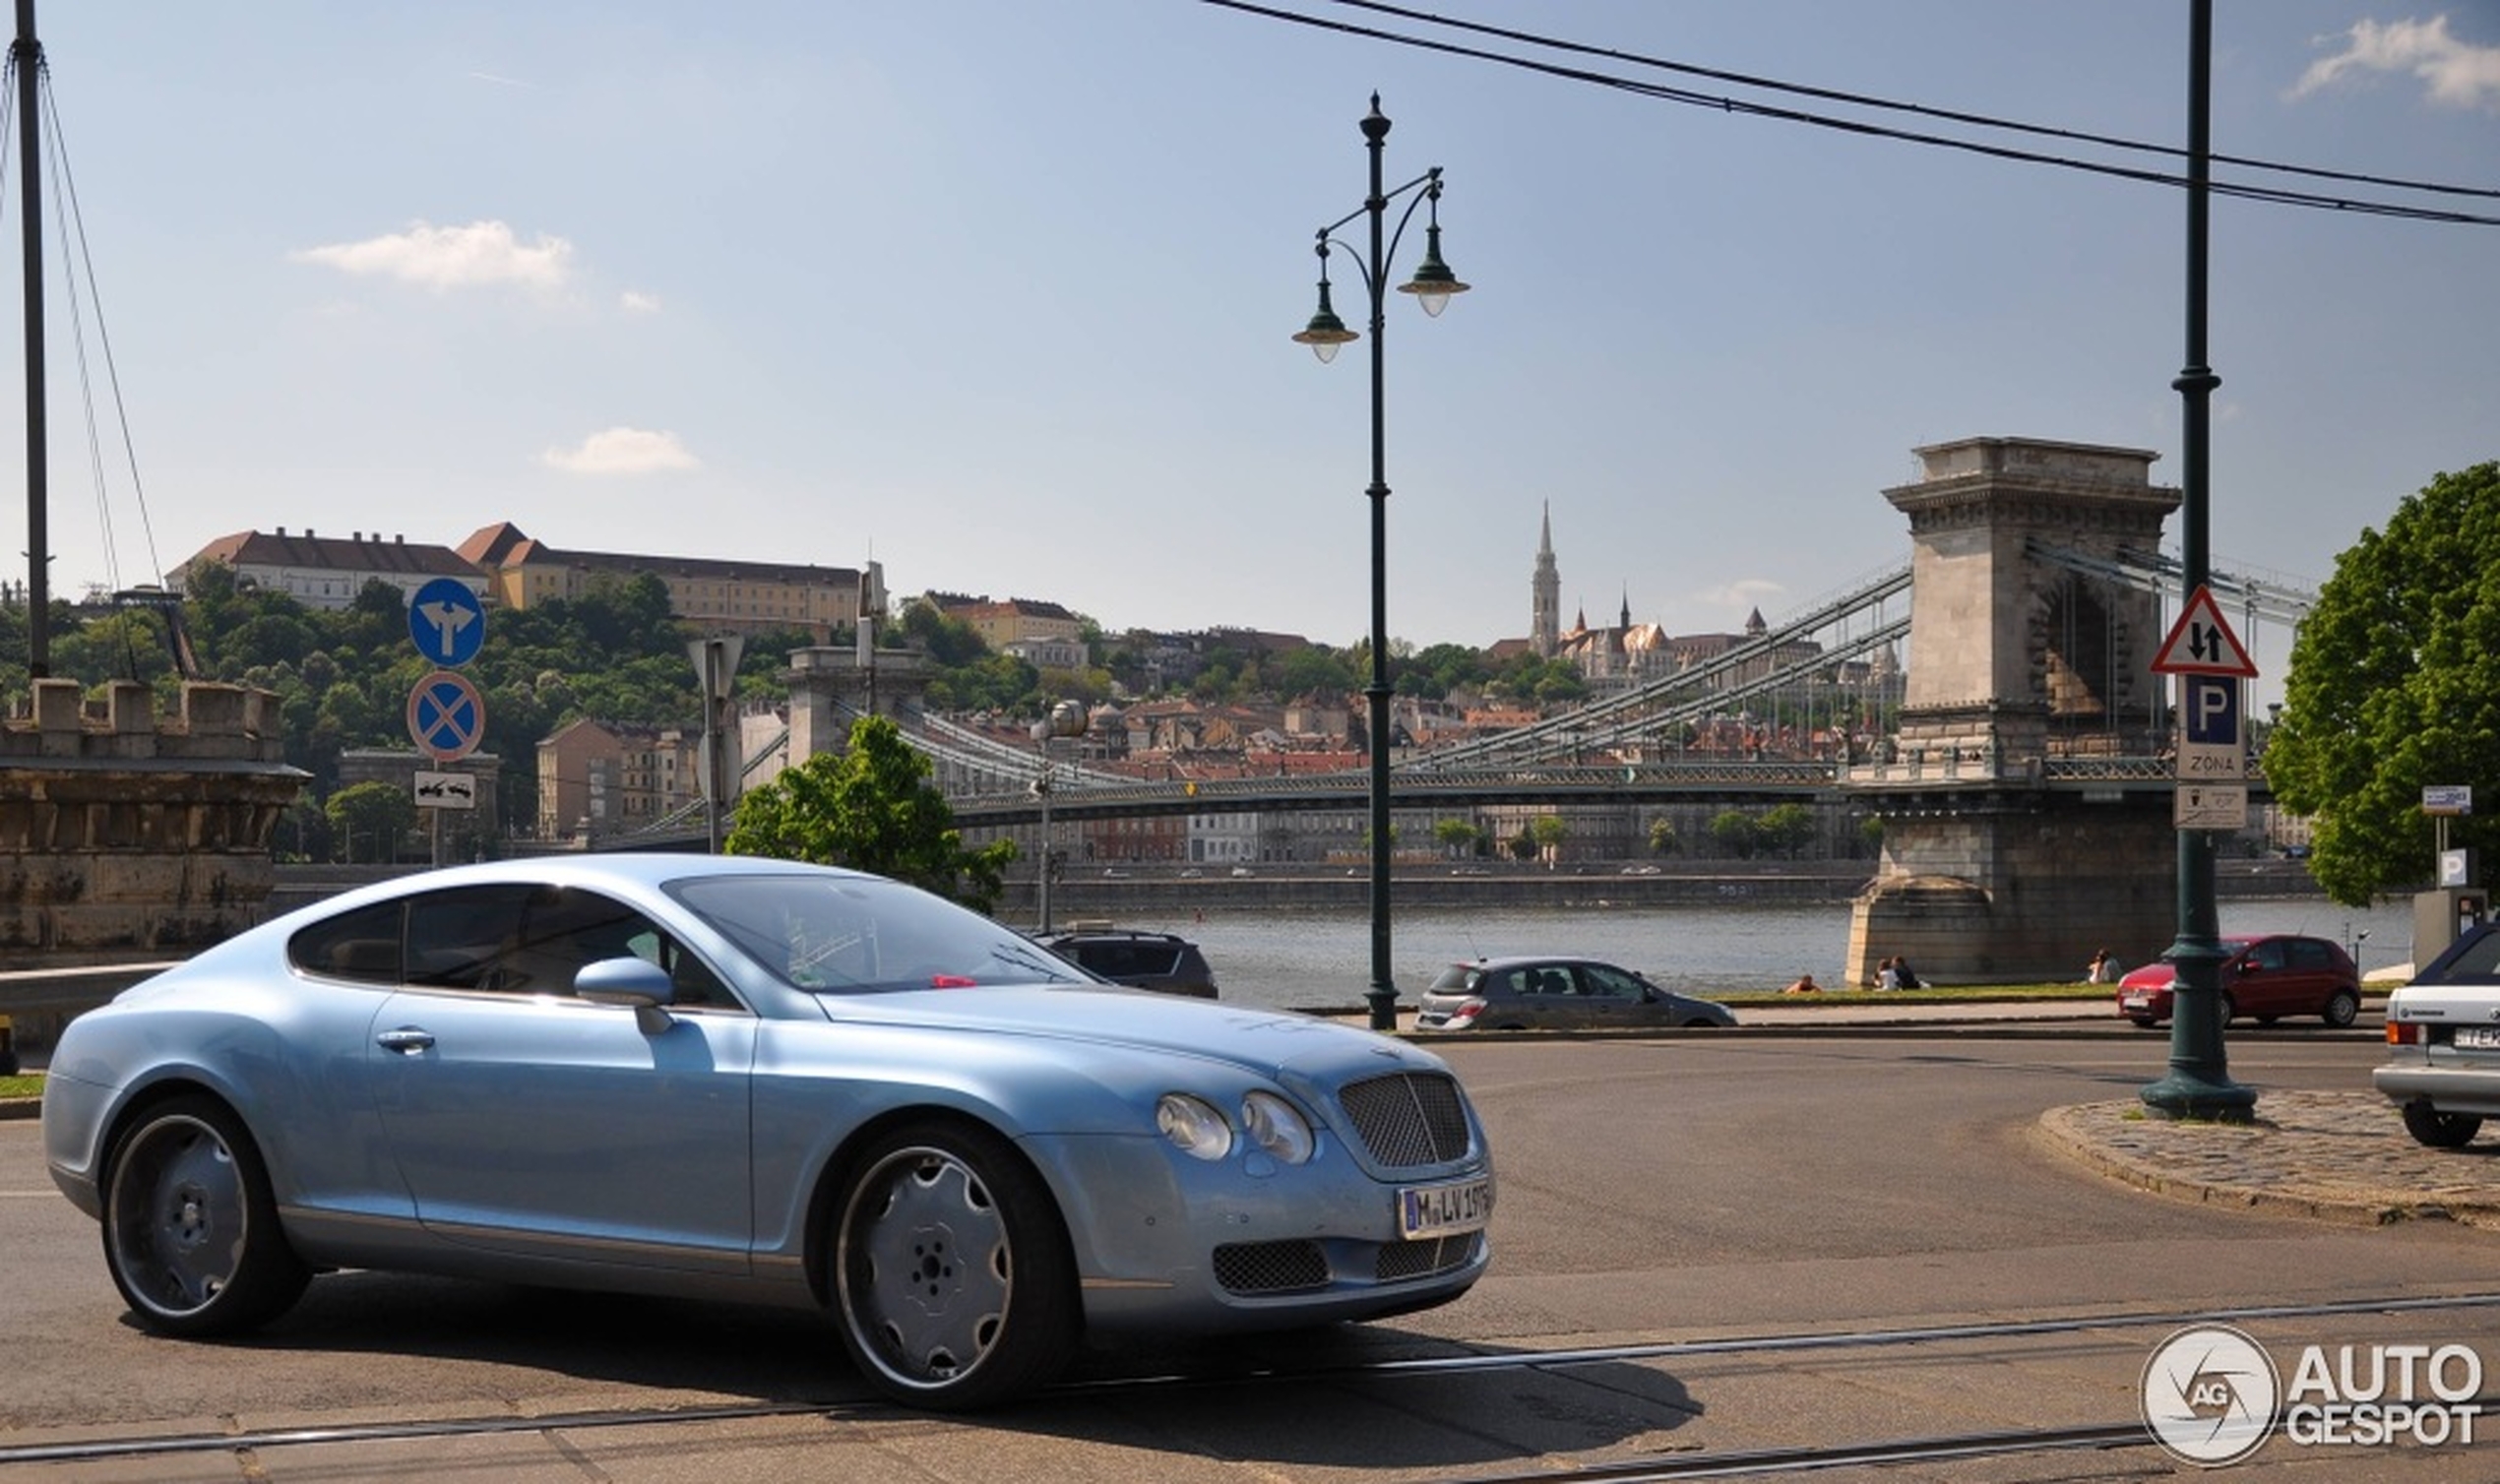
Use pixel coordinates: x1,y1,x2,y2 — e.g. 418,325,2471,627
1582,964,1644,1000
622,925,737,1010
2250,941,2287,971
287,900,406,984
403,884,738,1008
2288,940,2335,971
405,885,534,989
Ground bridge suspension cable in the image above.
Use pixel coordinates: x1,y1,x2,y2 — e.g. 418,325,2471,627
1406,561,1912,770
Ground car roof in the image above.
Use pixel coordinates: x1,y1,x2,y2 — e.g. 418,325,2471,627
284,853,879,918
1446,956,1601,971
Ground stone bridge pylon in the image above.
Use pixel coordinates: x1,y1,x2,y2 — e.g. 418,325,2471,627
1844,437,2183,986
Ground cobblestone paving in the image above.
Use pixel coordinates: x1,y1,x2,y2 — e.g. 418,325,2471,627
2038,1089,2500,1228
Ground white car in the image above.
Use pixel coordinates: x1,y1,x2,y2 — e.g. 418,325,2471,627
2375,923,2500,1147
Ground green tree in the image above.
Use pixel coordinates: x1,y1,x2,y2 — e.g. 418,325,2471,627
1758,802,1819,859
1530,814,1567,865
1432,818,1480,858
725,714,1019,913
327,779,415,863
1709,809,1761,859
1647,816,1681,857
2265,463,2500,904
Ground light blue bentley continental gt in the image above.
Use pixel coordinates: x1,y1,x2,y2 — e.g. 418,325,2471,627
42,855,1494,1409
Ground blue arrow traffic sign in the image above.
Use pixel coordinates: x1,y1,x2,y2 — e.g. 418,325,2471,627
406,670,487,762
407,577,487,667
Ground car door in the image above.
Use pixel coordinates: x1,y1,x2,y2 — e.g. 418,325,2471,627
2282,938,2347,1016
1523,964,1587,1027
1576,962,1656,1026
366,883,758,1275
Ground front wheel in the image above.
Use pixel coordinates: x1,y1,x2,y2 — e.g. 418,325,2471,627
2322,989,2360,1029
2402,1101,2483,1149
101,1095,308,1337
828,1121,1077,1410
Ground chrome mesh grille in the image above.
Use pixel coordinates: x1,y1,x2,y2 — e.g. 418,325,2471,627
1376,1232,1482,1282
1213,1240,1330,1294
1336,1071,1471,1168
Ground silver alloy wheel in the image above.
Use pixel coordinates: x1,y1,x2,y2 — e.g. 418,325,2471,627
837,1144,1013,1392
106,1113,249,1321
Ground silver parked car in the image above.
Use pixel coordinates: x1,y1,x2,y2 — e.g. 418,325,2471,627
2376,921,2500,1147
41,856,1494,1409
1414,956,1737,1031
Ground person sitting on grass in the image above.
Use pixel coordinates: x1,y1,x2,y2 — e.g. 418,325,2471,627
1783,973,1821,994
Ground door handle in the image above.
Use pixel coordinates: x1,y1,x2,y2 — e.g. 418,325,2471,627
377,1027,436,1055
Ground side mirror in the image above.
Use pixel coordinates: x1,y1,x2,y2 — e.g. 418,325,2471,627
578,955,677,1034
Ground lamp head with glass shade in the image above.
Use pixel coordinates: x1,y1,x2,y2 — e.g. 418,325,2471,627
1293,245,1359,363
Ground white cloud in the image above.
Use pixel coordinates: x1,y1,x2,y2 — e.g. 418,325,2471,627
619,289,662,314
2291,15,2500,111
290,219,574,291
539,427,700,475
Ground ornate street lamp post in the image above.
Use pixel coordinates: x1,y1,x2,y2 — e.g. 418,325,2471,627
2142,0,2253,1121
1292,94,1469,1031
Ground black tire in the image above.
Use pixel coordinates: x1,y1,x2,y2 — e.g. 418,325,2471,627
2322,989,2360,1029
101,1094,308,1337
2128,1018,2160,1030
2219,992,2237,1027
2402,1101,2482,1149
828,1120,1077,1410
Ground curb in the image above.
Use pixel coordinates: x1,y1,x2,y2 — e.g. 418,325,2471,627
2033,1092,2500,1230
0,1096,34,1122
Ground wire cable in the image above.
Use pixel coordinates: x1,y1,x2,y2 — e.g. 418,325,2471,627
1202,0,2500,226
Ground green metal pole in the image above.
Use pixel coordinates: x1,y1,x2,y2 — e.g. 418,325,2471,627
1361,97,1398,1032
2143,0,2254,1121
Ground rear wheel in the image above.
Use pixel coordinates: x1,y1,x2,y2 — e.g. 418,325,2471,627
2322,989,2360,1029
828,1121,1077,1410
101,1095,308,1337
2402,1102,2483,1149
2128,1018,2159,1030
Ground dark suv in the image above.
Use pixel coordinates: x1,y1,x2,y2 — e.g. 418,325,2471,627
1033,928,1219,999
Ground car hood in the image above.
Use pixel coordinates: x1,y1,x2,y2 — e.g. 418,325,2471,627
832,985,1439,1082
2118,964,2177,990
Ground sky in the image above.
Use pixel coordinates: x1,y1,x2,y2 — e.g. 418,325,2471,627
7,1,2496,696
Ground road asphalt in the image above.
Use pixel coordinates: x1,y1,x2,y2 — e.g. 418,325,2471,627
7,999,2490,1235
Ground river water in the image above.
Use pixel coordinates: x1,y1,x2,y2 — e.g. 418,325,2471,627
1111,897,2418,1014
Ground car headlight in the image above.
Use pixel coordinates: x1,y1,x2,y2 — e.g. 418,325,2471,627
1156,1093,1232,1160
1241,1090,1315,1165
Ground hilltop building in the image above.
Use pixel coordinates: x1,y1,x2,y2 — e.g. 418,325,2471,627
460,522,879,645
179,528,482,610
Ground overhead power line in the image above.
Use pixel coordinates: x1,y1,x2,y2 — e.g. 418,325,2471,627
1202,0,2500,227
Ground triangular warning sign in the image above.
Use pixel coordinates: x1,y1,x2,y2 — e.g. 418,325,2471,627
2151,585,2257,677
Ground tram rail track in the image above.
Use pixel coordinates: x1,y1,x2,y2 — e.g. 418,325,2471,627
9,1288,2496,1473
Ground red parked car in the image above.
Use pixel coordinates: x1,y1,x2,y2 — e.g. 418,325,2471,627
2116,934,2362,1029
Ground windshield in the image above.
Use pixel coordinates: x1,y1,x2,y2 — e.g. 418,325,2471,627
667,874,1089,994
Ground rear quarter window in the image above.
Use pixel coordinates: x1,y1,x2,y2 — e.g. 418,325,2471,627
287,900,406,983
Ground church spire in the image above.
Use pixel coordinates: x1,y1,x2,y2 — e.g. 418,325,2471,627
1530,501,1561,658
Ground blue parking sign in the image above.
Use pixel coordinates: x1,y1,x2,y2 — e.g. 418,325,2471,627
2183,675,2241,749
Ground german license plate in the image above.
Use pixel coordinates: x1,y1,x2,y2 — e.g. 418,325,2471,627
2121,994,2149,1010
1399,1176,1493,1239
2457,1027,2500,1050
